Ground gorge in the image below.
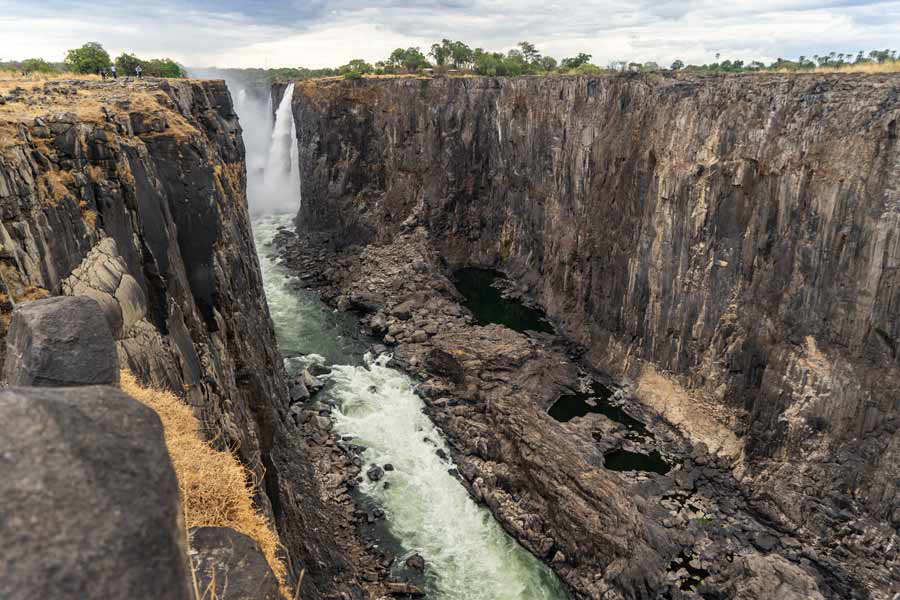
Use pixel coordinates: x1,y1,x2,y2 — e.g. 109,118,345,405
272,73,899,599
0,70,897,600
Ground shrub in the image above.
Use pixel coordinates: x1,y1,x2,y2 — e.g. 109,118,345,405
21,58,57,74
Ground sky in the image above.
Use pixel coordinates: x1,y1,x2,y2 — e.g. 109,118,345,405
1,0,898,69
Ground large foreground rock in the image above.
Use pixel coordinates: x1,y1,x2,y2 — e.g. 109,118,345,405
0,386,191,600
4,296,118,387
189,527,280,600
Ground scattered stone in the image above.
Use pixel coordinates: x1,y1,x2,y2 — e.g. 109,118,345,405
391,300,415,320
367,465,385,481
385,581,425,597
302,368,325,393
290,381,310,403
405,553,426,570
424,348,465,385
411,330,428,343
308,363,332,377
435,448,448,460
383,463,395,471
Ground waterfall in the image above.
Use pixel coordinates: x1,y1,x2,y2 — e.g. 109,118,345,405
252,83,301,215
235,76,568,598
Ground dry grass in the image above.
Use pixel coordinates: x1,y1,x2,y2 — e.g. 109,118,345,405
120,370,290,599
775,61,900,75
0,70,101,82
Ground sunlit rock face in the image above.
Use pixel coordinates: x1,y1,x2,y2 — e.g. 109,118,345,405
289,74,900,598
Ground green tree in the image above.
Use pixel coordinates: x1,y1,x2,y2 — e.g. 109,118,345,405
430,39,451,66
448,41,473,69
670,59,684,70
115,53,143,75
389,47,430,72
65,42,111,74
561,53,592,70
539,56,558,71
145,59,185,78
518,41,541,64
21,58,57,74
340,59,374,74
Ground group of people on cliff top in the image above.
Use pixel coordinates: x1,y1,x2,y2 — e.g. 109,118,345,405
99,64,142,80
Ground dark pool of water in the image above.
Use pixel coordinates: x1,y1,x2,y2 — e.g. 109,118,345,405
453,268,554,334
604,448,670,475
548,381,649,436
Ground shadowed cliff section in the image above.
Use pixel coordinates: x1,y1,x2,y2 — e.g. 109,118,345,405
0,78,364,599
290,73,900,596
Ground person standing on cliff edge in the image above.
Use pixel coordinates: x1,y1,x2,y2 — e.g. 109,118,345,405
110,65,117,79
135,65,142,78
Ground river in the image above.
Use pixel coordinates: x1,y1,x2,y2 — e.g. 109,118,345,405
237,79,568,599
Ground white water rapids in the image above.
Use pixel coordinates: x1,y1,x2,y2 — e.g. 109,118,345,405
234,79,568,600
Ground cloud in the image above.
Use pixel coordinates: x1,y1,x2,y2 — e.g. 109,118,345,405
0,0,897,68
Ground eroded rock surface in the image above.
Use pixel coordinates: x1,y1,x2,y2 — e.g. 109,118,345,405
0,385,190,600
0,79,368,598
189,527,280,600
4,295,118,386
285,74,900,598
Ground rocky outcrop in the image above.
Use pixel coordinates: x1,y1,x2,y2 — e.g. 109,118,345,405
4,295,118,386
0,78,362,598
189,527,280,600
288,74,900,598
0,385,191,600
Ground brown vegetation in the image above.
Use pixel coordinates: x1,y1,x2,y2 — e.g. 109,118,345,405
120,370,290,598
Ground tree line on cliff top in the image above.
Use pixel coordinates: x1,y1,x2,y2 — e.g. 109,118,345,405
4,40,897,81
212,40,898,83
1,42,185,78
334,40,898,78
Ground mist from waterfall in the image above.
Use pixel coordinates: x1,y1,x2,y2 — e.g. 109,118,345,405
202,69,299,216
251,83,301,215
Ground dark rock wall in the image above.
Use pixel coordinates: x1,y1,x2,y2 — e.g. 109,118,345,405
0,79,354,598
291,75,900,538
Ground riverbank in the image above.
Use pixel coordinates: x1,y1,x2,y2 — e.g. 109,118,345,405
266,218,889,599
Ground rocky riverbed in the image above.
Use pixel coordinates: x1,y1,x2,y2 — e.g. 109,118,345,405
268,218,897,599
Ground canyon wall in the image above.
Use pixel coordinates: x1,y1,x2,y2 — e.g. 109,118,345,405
289,73,900,565
0,78,358,599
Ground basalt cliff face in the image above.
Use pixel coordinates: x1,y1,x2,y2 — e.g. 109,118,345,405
287,74,900,597
0,78,362,599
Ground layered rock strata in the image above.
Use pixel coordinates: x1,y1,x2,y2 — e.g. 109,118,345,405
285,74,900,598
0,78,365,598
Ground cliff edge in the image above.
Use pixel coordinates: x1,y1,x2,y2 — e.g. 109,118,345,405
0,77,362,599
288,73,899,598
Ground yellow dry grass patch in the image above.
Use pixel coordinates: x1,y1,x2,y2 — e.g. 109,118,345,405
120,370,290,599
775,60,900,75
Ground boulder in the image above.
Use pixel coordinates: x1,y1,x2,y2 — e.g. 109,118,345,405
391,300,415,320
289,380,310,403
367,465,385,481
4,296,118,387
302,368,324,393
0,386,191,600
189,527,280,600
424,348,465,385
405,553,425,570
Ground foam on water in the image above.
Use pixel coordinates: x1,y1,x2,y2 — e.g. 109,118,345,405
327,355,569,600
239,79,569,599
